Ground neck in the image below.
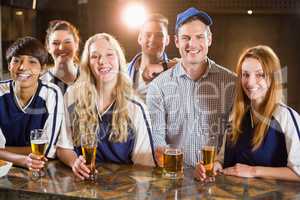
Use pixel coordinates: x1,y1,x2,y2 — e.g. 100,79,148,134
181,58,208,81
15,82,38,107
52,60,77,84
96,79,117,113
140,53,161,69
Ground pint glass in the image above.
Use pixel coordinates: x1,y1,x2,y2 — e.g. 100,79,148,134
30,129,48,179
81,133,97,181
201,134,218,182
163,147,183,179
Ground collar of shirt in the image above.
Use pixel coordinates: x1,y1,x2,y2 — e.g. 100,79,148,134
172,58,218,80
128,52,169,79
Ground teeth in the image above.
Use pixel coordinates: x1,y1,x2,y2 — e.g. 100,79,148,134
99,68,111,73
17,73,31,80
18,74,31,78
187,50,200,54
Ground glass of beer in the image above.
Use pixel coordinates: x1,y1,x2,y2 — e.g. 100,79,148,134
163,147,183,179
81,133,97,181
30,129,49,179
201,135,218,182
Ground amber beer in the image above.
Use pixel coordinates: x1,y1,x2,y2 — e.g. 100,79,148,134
31,140,48,157
163,148,183,179
201,146,216,177
82,146,97,178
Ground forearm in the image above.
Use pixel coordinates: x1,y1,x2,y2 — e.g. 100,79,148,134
255,166,300,181
5,146,31,155
0,149,27,167
56,147,78,168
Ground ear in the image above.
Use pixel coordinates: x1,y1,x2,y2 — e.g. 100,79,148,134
174,35,179,48
165,35,170,46
137,32,142,46
75,41,79,51
207,34,212,47
8,63,12,72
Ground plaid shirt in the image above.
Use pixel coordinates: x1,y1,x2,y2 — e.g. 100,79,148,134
146,58,236,167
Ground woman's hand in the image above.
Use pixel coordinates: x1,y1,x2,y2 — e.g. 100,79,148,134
194,161,223,181
223,163,256,178
71,155,91,180
25,153,47,171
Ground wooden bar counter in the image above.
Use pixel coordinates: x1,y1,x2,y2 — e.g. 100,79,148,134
0,161,299,199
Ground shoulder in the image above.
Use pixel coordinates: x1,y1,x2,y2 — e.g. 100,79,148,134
40,80,62,94
127,95,147,112
272,103,300,132
0,80,12,96
40,70,54,82
64,84,77,107
148,64,177,90
209,59,237,81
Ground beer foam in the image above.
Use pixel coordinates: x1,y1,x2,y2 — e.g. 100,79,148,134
202,146,215,151
164,151,183,156
31,140,48,144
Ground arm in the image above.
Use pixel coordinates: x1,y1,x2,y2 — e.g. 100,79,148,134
0,129,44,170
223,164,300,181
56,147,90,180
146,82,168,166
0,148,45,171
5,146,31,155
131,101,155,166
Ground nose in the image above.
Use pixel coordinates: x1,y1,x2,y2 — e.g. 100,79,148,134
98,56,107,65
58,42,65,50
18,60,27,70
148,34,155,42
188,37,196,48
246,74,257,87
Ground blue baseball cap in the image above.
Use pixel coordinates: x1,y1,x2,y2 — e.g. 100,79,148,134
175,7,213,32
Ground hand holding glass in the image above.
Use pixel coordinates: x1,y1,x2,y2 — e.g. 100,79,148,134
81,133,97,181
30,129,48,179
200,135,218,182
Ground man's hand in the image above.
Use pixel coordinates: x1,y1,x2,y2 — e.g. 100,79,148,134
155,146,167,167
142,64,164,83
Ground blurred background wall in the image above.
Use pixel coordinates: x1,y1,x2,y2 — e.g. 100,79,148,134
1,0,300,111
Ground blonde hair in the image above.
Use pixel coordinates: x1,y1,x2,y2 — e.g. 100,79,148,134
231,45,283,150
72,33,133,145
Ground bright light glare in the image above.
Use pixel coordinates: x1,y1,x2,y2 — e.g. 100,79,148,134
122,3,147,29
247,10,253,15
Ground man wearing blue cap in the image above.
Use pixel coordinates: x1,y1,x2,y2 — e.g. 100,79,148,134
128,13,177,100
147,7,236,167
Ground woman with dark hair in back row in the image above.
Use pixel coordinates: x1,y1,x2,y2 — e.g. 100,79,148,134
41,20,80,94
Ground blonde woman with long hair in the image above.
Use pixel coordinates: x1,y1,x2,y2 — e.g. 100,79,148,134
58,33,156,180
195,45,300,181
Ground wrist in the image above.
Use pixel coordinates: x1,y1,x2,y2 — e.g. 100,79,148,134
252,166,259,177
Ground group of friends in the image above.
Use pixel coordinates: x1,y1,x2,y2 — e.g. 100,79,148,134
0,7,299,182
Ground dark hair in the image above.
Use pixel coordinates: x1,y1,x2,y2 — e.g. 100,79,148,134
45,20,80,48
143,13,169,30
6,36,48,66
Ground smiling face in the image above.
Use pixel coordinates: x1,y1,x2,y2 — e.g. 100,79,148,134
175,20,211,67
9,55,42,89
241,57,270,106
89,38,119,84
138,21,169,58
47,30,78,66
